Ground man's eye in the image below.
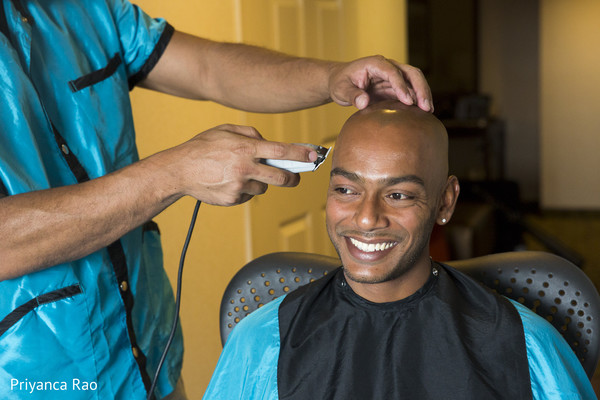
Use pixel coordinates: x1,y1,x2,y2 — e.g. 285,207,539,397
389,193,409,200
335,187,354,195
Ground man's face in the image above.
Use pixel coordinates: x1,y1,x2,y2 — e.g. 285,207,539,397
326,111,454,298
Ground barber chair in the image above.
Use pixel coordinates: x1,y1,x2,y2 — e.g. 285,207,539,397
220,251,600,379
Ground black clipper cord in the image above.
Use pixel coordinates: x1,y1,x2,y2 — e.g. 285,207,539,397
147,200,201,400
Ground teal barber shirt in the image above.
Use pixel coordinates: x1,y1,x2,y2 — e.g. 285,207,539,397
0,1,181,398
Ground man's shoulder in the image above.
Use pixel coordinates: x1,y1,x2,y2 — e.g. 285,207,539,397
229,295,285,339
278,268,341,314
205,294,284,400
507,298,566,342
438,263,561,336
436,262,523,321
508,299,597,398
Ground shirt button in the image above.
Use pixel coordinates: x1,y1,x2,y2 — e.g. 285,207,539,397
120,281,128,292
61,144,69,155
132,346,139,358
21,16,28,23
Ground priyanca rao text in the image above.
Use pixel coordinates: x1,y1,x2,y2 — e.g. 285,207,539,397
11,378,97,394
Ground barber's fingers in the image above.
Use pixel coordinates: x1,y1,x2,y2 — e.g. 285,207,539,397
328,56,411,107
222,174,293,207
390,60,433,112
254,140,318,164
212,124,318,163
329,56,433,112
178,125,316,206
215,126,315,187
231,180,269,206
219,123,264,140
249,163,302,188
245,180,269,195
368,59,429,110
221,126,316,186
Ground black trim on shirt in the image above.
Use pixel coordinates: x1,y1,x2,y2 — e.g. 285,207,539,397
68,53,122,92
1,2,158,395
0,0,11,41
142,220,160,234
107,239,153,395
49,118,154,395
0,284,83,337
0,0,34,46
12,0,32,25
50,122,91,183
128,23,175,90
0,178,7,198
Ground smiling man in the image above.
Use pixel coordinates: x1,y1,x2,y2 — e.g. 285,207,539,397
324,102,458,303
203,102,595,400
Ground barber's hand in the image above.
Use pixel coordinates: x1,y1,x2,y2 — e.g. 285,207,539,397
169,124,317,206
328,56,433,112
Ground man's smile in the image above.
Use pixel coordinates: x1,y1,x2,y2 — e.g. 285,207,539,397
348,237,398,252
343,235,399,263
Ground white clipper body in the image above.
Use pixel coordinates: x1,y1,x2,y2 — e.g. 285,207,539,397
263,143,331,173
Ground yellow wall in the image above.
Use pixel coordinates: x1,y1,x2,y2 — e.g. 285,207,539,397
540,0,600,209
345,0,407,60
130,1,248,396
130,0,407,397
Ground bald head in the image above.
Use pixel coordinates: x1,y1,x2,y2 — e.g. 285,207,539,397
333,100,450,190
343,99,447,132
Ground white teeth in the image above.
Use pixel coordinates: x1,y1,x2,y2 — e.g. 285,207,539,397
349,238,396,253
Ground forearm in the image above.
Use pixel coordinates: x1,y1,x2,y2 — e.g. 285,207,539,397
141,32,336,112
201,41,336,112
0,153,181,280
0,125,316,280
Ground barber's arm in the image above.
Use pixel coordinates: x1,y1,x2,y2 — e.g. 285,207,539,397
0,126,316,280
139,31,433,113
0,31,433,280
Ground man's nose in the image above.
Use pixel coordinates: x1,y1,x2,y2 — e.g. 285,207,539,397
354,195,388,231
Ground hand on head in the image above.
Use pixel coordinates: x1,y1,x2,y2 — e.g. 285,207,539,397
328,57,433,113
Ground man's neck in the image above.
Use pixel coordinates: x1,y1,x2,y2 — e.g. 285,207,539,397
344,257,433,303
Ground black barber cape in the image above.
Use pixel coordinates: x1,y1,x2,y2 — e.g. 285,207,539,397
203,263,596,400
278,265,531,399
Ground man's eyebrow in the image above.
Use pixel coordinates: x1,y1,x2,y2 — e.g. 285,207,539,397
330,167,362,182
330,168,425,187
383,175,425,187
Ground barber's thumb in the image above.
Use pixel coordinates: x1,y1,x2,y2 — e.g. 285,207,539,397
353,92,370,110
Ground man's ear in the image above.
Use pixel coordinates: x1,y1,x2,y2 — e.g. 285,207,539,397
436,176,460,225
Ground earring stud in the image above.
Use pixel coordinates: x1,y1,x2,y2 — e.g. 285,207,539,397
441,218,447,224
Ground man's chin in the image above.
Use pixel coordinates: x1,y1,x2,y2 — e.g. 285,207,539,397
341,251,424,286
344,272,387,285
342,261,397,285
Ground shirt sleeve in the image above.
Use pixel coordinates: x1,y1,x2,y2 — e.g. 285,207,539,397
509,299,598,400
203,295,285,400
107,0,174,86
